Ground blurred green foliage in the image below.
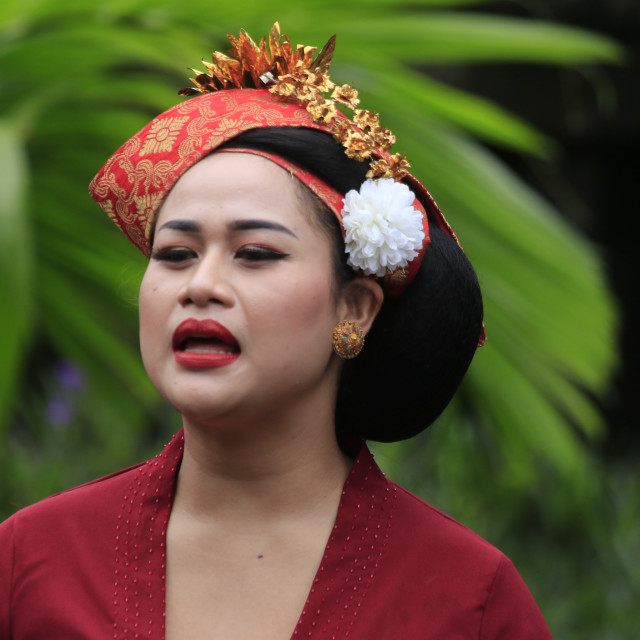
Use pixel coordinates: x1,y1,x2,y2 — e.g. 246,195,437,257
0,1,636,637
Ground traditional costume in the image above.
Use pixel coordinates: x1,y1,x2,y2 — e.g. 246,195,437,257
0,432,551,638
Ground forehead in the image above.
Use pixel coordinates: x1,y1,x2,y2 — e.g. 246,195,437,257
154,151,324,238
163,152,295,206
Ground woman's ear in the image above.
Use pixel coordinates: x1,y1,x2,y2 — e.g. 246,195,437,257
337,277,384,335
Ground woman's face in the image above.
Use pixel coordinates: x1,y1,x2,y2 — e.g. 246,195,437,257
139,152,349,428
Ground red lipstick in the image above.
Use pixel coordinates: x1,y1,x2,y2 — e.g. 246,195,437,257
172,318,240,369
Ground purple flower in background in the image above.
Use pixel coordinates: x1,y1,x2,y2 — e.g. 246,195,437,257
54,360,85,391
46,360,86,428
47,395,74,427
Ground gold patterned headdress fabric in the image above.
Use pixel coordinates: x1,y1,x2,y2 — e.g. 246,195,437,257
179,22,409,180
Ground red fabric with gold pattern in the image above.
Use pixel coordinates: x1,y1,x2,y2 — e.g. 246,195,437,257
89,89,448,291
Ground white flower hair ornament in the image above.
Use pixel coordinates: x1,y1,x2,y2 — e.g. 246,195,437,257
342,179,426,278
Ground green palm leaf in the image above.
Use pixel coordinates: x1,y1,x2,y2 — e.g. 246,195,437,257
0,123,32,430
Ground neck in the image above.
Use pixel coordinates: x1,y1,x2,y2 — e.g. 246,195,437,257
173,403,354,523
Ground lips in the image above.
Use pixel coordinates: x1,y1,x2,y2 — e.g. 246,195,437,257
172,318,240,369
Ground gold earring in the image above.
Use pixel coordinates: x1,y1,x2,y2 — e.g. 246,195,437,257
332,320,365,359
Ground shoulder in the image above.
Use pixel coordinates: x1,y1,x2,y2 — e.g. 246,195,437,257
391,481,503,561
0,461,149,594
0,430,184,561
370,478,552,638
347,447,508,595
344,448,552,637
0,433,184,636
0,461,149,638
1,461,145,534
1,430,184,535
381,478,508,601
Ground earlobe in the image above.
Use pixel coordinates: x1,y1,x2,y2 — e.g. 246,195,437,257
339,277,384,335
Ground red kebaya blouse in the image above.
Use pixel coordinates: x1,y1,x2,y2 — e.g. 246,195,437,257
0,431,552,639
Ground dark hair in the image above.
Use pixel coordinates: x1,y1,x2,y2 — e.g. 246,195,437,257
220,127,483,442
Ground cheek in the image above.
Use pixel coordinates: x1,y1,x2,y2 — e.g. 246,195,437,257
138,277,155,334
138,273,167,362
139,267,171,317
270,274,337,335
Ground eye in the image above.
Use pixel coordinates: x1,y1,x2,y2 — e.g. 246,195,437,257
150,247,197,263
236,246,289,262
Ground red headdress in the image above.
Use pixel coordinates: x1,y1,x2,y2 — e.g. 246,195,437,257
89,23,484,344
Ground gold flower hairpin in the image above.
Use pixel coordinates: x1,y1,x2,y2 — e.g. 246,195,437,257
179,22,410,179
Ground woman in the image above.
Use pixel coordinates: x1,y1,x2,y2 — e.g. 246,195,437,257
0,24,552,639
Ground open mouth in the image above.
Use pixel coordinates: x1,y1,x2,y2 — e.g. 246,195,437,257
177,335,240,355
172,318,240,368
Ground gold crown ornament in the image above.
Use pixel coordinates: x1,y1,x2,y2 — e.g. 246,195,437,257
179,22,410,180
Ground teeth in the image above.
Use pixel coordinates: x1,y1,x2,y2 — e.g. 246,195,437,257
181,337,237,354
186,347,233,354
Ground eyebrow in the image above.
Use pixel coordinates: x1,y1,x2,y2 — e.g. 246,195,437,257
228,219,298,238
157,218,298,238
157,219,201,234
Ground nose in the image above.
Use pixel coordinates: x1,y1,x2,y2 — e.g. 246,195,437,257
180,253,234,308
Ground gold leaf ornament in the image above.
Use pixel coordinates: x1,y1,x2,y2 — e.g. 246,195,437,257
179,22,407,179
332,85,360,110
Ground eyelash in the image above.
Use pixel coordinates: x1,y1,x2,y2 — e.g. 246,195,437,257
150,246,289,263
236,246,289,262
150,248,195,263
